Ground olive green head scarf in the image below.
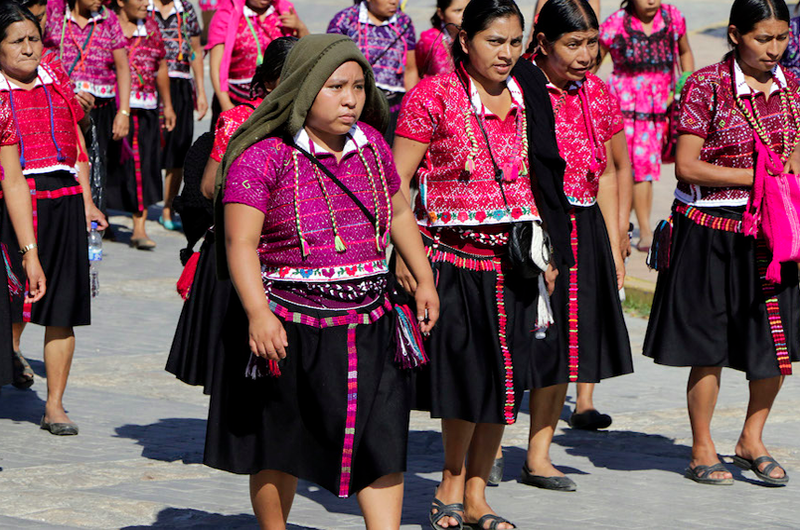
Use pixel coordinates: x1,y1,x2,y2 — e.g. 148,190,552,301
214,33,390,278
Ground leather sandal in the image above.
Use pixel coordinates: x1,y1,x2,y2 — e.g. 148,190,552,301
684,462,734,485
732,455,789,486
466,514,516,530
429,495,464,530
40,416,79,436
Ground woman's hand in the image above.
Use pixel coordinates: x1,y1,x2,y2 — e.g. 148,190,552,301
544,262,559,295
195,91,209,120
248,310,288,362
163,104,177,132
112,110,130,141
22,251,46,304
279,7,308,36
413,279,439,334
783,146,800,175
75,91,96,115
395,253,417,294
613,249,626,291
619,230,632,259
85,201,108,232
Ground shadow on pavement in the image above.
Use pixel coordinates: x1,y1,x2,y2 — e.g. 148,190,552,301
553,428,690,474
120,507,320,529
115,418,206,464
0,377,46,425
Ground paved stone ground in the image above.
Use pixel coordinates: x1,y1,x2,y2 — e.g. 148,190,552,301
4,5,800,529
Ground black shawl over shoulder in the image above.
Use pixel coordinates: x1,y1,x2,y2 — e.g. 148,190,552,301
512,59,574,268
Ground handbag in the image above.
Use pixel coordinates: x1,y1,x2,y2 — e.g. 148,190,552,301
743,130,800,284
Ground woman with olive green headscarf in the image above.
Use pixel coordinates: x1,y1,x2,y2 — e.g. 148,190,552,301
203,34,439,529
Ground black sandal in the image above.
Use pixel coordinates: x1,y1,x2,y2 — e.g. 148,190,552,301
684,462,734,485
12,351,34,390
466,514,516,530
732,455,789,486
429,496,464,530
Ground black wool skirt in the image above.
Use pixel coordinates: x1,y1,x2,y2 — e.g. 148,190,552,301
0,260,13,386
162,78,195,170
0,171,90,327
106,108,163,213
166,232,233,394
414,231,543,425
204,293,409,498
90,97,116,161
643,204,800,380
540,205,633,386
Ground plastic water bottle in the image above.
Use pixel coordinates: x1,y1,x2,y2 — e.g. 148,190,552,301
88,221,102,298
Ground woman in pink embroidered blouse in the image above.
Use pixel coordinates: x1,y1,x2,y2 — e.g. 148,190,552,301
107,0,175,249
204,35,438,528
394,1,558,528
0,3,105,434
599,0,694,250
521,0,632,493
415,0,469,78
644,0,800,486
206,0,307,128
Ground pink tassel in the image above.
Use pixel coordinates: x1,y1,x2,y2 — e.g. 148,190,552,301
767,260,783,284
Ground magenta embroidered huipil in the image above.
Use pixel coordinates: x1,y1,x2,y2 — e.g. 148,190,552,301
676,59,800,207
415,27,454,78
0,61,84,176
547,72,622,206
327,2,416,93
124,19,166,110
44,2,126,98
395,72,539,227
223,123,400,284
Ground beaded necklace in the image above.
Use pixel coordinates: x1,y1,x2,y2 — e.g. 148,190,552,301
290,137,392,258
61,8,102,75
732,61,800,163
3,71,67,170
458,66,529,182
126,20,152,90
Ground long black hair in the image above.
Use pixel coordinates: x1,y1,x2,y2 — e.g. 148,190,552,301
452,0,525,65
431,0,456,27
10,0,47,9
529,0,598,54
0,2,41,40
249,36,298,98
728,0,790,47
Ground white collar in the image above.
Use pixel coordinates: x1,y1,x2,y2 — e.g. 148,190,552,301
68,8,104,23
243,4,276,18
147,0,184,17
132,19,148,37
358,1,399,26
293,124,369,158
467,74,524,117
533,59,584,93
0,67,55,92
732,57,787,96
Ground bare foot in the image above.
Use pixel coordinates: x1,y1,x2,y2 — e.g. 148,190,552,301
44,402,72,425
735,441,785,480
430,481,464,529
690,446,732,481
524,458,565,478
464,497,514,530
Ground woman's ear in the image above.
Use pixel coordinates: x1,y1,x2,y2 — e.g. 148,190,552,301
728,25,740,47
536,33,549,56
458,29,469,58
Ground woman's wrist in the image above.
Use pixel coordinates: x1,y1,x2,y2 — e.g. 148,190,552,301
118,107,131,117
18,242,38,256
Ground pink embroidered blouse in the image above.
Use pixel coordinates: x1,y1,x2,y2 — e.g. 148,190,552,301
210,98,262,163
205,0,297,91
547,72,622,207
676,58,800,207
44,2,127,98
124,18,167,110
395,72,540,227
223,123,401,283
416,27,454,78
0,61,83,176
